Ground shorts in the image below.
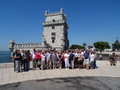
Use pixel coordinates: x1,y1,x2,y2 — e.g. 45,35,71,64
83,59,89,65
53,60,57,65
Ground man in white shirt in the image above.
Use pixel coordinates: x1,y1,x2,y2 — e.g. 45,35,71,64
64,51,70,68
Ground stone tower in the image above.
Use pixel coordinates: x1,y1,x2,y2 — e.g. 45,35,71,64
43,8,69,51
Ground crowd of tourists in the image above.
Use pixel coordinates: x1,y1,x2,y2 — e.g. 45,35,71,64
11,49,97,73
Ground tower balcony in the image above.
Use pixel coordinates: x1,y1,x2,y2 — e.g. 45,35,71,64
43,20,66,26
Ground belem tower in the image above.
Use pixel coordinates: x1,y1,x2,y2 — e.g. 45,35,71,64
9,8,69,52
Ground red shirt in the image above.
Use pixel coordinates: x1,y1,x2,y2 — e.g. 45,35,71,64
36,52,41,60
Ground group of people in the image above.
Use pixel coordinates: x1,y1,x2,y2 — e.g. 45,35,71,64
11,49,97,73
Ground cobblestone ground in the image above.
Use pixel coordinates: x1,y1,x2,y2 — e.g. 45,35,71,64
0,61,120,90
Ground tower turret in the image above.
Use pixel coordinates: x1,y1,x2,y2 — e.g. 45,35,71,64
9,40,15,52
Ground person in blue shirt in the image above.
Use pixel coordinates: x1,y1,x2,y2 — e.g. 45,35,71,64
13,50,21,72
69,51,75,69
83,50,90,70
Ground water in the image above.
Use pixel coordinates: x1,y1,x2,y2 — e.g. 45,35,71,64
0,51,12,63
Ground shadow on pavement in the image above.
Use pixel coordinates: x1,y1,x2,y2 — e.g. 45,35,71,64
0,76,120,90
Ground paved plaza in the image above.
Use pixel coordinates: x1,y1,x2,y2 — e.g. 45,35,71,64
0,61,120,90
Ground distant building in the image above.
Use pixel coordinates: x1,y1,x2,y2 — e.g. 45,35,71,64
9,8,69,52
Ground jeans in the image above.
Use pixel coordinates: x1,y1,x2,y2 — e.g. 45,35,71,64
15,60,20,72
94,60,96,69
24,61,29,71
69,60,74,69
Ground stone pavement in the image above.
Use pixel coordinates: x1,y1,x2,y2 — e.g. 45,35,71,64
0,61,120,86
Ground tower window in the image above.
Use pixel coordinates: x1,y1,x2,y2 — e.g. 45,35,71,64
52,25,55,29
51,32,56,36
51,37,55,43
53,19,55,22
52,39,55,43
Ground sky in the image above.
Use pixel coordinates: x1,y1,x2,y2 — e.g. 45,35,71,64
0,0,120,51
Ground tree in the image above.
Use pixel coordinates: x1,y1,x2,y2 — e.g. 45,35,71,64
112,40,120,51
94,41,110,51
69,44,84,50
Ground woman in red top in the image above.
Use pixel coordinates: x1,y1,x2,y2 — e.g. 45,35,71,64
35,50,41,69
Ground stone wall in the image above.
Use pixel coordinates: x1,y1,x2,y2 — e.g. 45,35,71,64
0,63,13,68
